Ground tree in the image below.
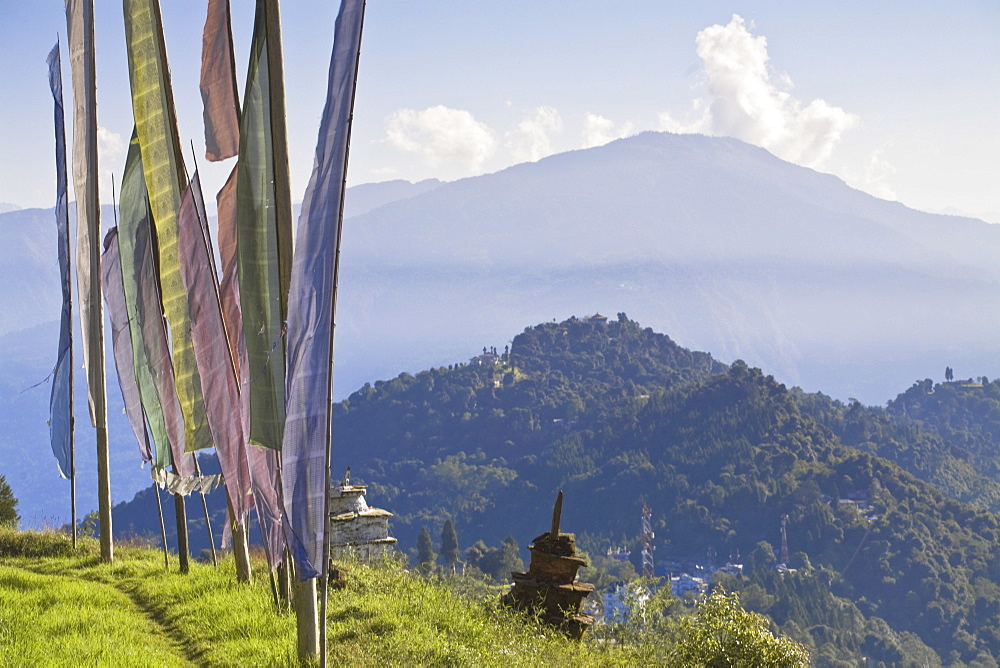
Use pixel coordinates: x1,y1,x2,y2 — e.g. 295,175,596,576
946,367,954,382
441,517,459,573
416,526,437,573
0,474,19,528
498,535,524,580
464,539,503,578
669,589,810,667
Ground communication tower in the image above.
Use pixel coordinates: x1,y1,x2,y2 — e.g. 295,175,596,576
641,503,655,578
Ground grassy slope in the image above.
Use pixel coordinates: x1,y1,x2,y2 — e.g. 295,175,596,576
0,529,660,667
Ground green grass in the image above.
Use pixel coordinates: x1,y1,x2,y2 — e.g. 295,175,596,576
0,528,806,667
0,528,623,666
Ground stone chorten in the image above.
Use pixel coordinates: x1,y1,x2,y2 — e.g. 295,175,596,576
328,467,397,562
502,491,595,639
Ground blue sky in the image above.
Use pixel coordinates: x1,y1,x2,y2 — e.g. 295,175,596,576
1,1,998,221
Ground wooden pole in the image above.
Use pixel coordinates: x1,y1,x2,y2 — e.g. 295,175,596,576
318,5,366,665
68,162,75,549
174,491,190,574
69,309,76,550
96,425,112,560
294,577,319,660
228,492,252,582
278,550,292,607
257,504,279,607
68,0,112,564
173,460,191,574
154,481,169,569
192,456,217,566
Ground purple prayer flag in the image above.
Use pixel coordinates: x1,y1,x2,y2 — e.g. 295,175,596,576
101,229,153,463
281,0,365,580
217,167,285,567
47,41,73,478
177,171,253,522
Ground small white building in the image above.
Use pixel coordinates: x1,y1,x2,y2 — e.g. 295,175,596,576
670,573,708,597
328,469,397,562
603,580,651,624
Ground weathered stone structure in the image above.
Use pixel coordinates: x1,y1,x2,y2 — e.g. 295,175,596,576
502,491,595,639
328,468,397,562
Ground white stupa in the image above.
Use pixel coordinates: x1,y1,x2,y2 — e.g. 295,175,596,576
328,467,397,561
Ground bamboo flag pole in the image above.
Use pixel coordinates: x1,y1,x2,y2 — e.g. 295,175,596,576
319,4,366,665
65,0,112,562
69,325,76,552
192,456,218,566
67,45,76,551
47,37,76,549
155,482,169,569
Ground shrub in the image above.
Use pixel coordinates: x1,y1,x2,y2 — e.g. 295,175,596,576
0,474,18,528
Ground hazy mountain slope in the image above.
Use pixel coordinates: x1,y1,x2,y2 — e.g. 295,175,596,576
333,132,1000,404
0,208,62,338
342,178,442,219
5,132,1000,527
0,321,153,528
5,133,999,405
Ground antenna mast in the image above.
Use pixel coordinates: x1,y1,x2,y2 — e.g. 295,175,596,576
641,503,655,578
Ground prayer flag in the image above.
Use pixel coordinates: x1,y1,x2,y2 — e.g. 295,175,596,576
47,41,72,478
282,0,365,579
64,0,105,426
123,0,214,452
219,166,286,566
200,0,240,161
100,229,153,464
117,132,191,475
177,170,253,522
235,0,294,452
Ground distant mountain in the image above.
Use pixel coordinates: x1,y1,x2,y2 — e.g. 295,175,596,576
4,132,1000,527
332,131,1000,406
0,181,440,528
5,133,999,406
0,207,63,338
342,178,442,219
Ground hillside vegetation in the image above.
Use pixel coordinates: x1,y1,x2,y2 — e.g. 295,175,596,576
329,315,1000,666
0,529,807,667
103,314,1000,665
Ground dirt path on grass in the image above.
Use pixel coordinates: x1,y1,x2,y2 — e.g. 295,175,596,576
0,563,197,667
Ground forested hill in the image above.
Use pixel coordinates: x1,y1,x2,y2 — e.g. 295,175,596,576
791,380,1000,513
107,315,1000,664
329,315,1000,665
334,313,724,464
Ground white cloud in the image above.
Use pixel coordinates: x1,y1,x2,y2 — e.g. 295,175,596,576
506,106,563,162
658,100,711,135
98,127,125,162
582,113,635,149
861,149,897,201
384,105,497,171
665,15,857,169
97,127,125,206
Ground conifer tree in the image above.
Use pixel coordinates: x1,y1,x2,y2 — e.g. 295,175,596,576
441,517,459,573
0,474,19,528
416,526,437,573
